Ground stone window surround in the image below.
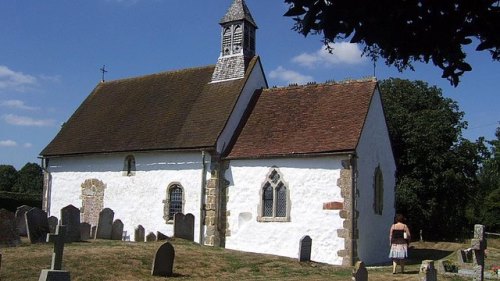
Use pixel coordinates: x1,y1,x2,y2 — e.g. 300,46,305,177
373,165,384,215
122,155,136,177
257,167,291,222
163,182,185,224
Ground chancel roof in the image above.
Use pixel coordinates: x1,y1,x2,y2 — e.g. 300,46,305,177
41,57,259,157
226,79,378,159
220,0,257,27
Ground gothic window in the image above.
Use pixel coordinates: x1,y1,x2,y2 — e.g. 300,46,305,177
373,166,384,215
258,168,290,222
163,183,184,223
233,25,242,53
222,27,232,55
123,155,136,176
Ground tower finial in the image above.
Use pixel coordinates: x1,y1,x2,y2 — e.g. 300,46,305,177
100,65,108,83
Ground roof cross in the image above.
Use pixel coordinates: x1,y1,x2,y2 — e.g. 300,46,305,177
100,65,108,82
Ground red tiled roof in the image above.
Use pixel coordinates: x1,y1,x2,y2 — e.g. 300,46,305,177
226,80,377,159
41,57,260,157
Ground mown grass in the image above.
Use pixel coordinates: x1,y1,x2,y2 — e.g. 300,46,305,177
0,238,498,280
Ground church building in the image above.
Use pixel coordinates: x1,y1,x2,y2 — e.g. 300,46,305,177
40,0,396,266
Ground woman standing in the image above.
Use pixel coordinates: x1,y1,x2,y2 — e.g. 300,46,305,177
389,214,411,274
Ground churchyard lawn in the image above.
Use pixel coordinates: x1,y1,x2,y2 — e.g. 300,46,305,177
0,237,498,280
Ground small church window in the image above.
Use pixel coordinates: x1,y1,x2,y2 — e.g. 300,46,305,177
123,155,136,176
163,183,185,223
258,167,290,222
373,166,384,215
222,27,232,55
233,25,242,53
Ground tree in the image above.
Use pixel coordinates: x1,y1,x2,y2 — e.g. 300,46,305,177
0,165,19,192
12,163,43,194
284,0,500,86
380,78,484,240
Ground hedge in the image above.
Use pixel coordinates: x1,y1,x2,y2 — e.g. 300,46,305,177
0,191,42,212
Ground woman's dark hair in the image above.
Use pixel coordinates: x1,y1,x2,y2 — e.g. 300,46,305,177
395,214,405,223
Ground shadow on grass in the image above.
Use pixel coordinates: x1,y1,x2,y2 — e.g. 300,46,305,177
407,247,454,265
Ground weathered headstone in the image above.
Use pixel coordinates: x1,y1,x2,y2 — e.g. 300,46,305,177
352,261,368,281
157,231,169,241
61,205,81,242
95,208,114,239
151,242,175,277
48,216,59,234
15,205,32,236
471,224,486,281
0,209,21,247
146,232,157,242
26,207,49,244
111,219,124,240
298,235,312,262
174,213,195,241
80,223,91,241
419,260,437,281
91,226,97,239
39,225,71,281
135,225,145,242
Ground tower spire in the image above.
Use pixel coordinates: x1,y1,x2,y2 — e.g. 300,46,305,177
211,0,258,83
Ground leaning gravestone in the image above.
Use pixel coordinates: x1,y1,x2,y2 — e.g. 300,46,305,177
298,235,312,262
111,219,124,240
0,209,21,247
80,223,91,241
352,261,368,281
174,213,195,241
146,232,157,242
26,207,49,244
135,225,145,242
48,216,59,234
151,242,175,277
95,208,114,239
61,205,81,242
157,231,169,241
38,225,71,281
15,205,32,236
419,260,438,281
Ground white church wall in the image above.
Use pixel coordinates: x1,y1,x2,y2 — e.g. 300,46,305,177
217,59,267,154
225,157,346,265
46,151,211,243
355,88,397,265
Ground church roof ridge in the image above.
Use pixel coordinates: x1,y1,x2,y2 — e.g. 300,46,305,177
220,0,257,27
267,77,377,92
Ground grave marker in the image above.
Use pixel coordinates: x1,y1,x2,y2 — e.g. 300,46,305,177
352,261,368,281
111,219,124,240
298,235,312,262
146,232,156,242
48,216,58,234
471,224,486,281
157,231,169,241
174,213,195,241
419,260,437,281
95,208,114,239
0,209,21,247
135,225,145,242
80,223,91,241
61,205,81,242
151,242,175,277
26,207,49,244
15,205,31,236
39,225,71,281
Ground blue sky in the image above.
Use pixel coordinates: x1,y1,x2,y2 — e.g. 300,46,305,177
1,0,499,170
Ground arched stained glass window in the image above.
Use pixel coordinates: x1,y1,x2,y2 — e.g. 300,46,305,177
163,183,184,223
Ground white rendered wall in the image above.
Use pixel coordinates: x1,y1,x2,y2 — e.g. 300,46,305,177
225,157,346,265
216,59,267,154
46,151,211,243
355,88,397,265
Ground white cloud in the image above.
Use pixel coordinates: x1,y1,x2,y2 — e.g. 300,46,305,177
1,100,39,110
0,65,37,92
0,140,17,147
23,142,33,148
2,114,55,127
292,42,366,68
269,66,314,85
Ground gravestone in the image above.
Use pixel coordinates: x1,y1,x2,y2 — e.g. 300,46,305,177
157,231,169,241
61,205,81,242
146,232,157,242
174,213,195,241
91,226,97,239
135,225,145,242
471,224,486,281
151,242,175,277
298,235,312,262
111,219,124,240
0,209,21,247
95,208,114,239
39,225,71,281
15,205,32,236
26,207,49,244
352,261,368,281
48,216,59,234
80,223,91,241
419,260,437,281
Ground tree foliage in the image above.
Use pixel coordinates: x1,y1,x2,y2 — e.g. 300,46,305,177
284,0,500,86
11,163,43,194
380,78,485,240
0,165,19,192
